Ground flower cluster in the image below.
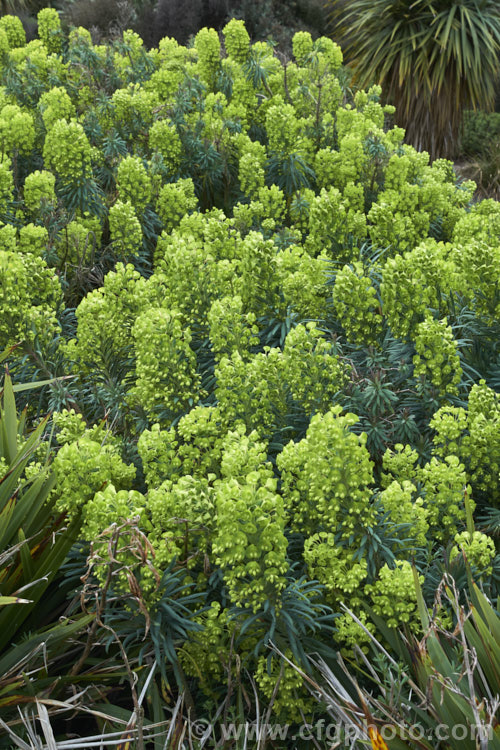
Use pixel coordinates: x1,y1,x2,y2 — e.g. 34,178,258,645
116,156,151,214
43,119,92,181
214,450,288,611
0,240,61,347
380,480,428,549
255,651,313,722
37,8,62,54
412,316,462,395
333,262,383,346
0,15,25,48
148,119,182,172
71,262,148,371
420,456,470,543
39,87,75,130
0,104,35,154
194,27,221,89
215,348,288,437
148,474,216,569
304,532,368,598
450,531,496,575
277,406,375,537
53,432,136,521
282,323,350,413
109,200,142,259
365,561,423,630
23,170,56,213
156,178,197,233
223,19,250,63
380,240,452,339
131,308,201,421
208,295,259,361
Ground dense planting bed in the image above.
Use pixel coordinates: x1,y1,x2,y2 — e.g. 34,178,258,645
1,9,500,740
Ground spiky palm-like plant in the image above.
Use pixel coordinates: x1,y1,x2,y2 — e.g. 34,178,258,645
326,0,500,159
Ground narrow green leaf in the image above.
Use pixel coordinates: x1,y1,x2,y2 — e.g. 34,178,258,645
0,517,82,652
426,633,454,680
0,347,15,365
12,375,75,394
464,488,474,536
413,564,429,631
17,470,57,540
1,370,17,464
0,614,93,676
17,528,34,585
0,494,16,550
472,585,500,643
